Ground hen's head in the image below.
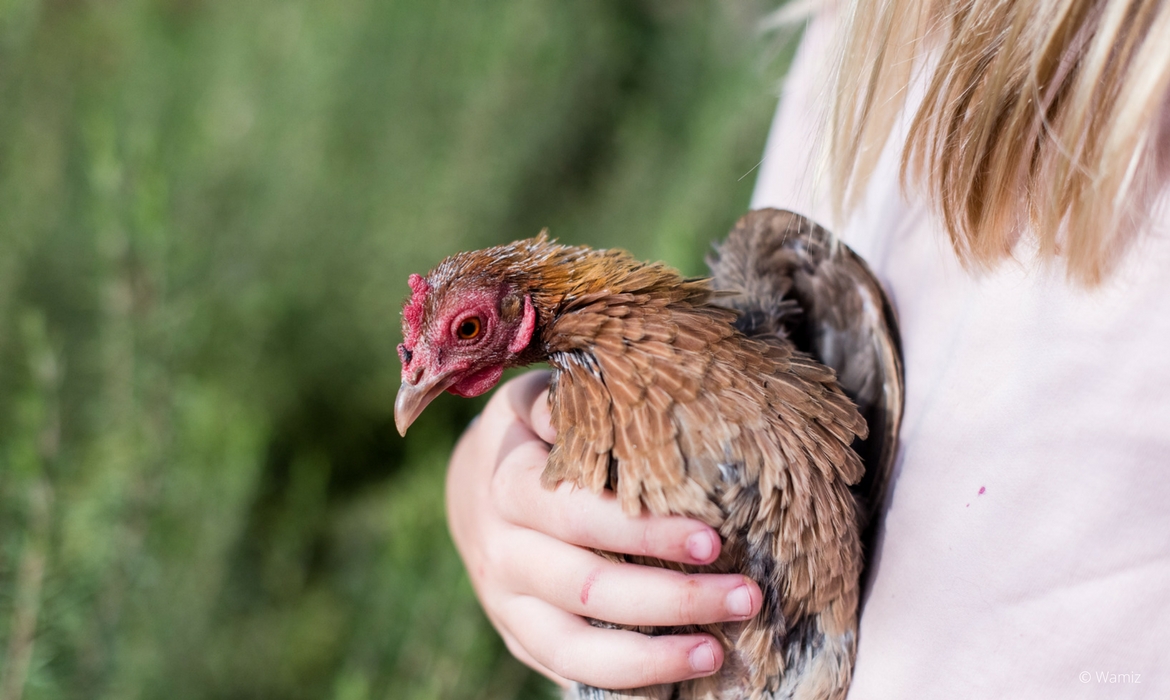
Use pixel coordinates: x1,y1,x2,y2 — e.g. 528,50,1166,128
394,267,537,436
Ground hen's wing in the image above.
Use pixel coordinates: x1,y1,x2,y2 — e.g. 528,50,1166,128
707,208,905,538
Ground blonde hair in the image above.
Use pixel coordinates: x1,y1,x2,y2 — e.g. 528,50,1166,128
823,0,1170,284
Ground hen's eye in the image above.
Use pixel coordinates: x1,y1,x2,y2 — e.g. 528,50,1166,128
457,317,482,340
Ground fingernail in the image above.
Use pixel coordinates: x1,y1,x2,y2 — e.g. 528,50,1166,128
686,531,714,562
688,641,716,674
725,585,753,617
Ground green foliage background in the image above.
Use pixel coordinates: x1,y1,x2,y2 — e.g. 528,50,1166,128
0,1,793,698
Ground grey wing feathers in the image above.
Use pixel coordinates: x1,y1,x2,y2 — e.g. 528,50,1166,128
707,208,905,538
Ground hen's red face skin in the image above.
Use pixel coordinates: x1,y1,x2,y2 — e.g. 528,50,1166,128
394,273,536,435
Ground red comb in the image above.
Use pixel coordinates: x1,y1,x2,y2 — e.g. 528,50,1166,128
403,273,430,347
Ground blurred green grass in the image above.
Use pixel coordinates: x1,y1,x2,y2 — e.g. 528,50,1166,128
0,1,794,698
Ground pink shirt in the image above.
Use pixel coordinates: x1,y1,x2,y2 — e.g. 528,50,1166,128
752,15,1170,699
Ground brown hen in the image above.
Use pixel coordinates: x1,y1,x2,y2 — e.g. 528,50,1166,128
395,209,903,700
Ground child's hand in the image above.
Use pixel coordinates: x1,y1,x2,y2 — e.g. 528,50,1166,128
445,371,762,689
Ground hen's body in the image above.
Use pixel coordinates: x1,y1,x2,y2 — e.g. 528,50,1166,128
399,210,903,700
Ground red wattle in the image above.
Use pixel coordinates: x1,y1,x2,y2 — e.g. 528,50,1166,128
448,365,505,398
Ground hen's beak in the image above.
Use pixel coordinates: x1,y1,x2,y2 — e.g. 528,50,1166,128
395,370,456,436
